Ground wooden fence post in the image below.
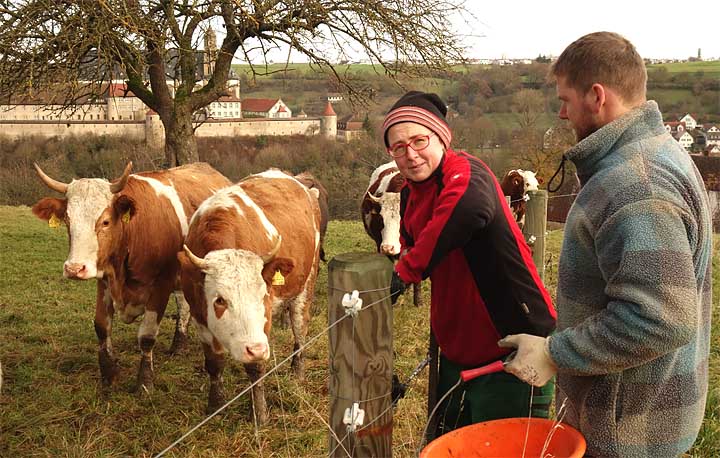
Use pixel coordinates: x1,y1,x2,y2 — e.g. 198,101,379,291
523,190,548,281
328,252,394,457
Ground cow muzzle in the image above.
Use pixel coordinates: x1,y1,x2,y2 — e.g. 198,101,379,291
380,244,400,256
63,261,97,280
235,342,269,363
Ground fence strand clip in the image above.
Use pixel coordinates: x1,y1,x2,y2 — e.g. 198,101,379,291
341,290,363,317
343,402,365,432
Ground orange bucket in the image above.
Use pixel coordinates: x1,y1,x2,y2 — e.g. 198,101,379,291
420,417,586,458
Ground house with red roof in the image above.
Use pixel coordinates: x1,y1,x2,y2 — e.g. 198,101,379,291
241,98,292,118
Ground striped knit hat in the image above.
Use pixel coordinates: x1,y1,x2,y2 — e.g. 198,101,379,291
382,91,452,149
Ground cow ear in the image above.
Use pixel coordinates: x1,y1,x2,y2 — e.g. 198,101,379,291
513,177,523,187
262,257,295,285
537,176,544,184
32,197,67,221
113,195,136,223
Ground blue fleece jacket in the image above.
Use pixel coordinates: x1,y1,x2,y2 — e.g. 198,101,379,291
550,101,713,457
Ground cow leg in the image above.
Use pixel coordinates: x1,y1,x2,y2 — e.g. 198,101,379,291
94,280,119,387
202,342,227,414
135,285,173,393
244,362,268,425
169,291,190,354
289,293,311,379
136,310,160,393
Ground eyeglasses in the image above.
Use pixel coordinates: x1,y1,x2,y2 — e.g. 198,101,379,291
387,133,436,158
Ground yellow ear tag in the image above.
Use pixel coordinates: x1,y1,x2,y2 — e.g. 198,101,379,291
48,214,61,228
122,211,131,223
272,270,285,286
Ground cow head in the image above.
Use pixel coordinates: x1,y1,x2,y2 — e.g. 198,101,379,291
179,237,293,364
517,170,540,192
502,169,541,199
31,162,133,280
366,191,402,256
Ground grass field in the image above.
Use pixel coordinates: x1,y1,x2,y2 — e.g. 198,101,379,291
648,60,720,76
0,205,718,457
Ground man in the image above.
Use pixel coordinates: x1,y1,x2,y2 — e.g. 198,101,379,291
500,32,713,457
384,91,557,436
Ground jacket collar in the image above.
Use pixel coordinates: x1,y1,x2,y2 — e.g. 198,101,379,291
565,101,663,178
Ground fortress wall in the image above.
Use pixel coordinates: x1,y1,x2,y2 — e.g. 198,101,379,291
0,120,145,139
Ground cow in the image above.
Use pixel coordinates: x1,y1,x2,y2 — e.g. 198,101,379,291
292,171,329,261
361,161,405,256
31,162,231,392
177,170,321,423
500,169,541,231
361,161,422,305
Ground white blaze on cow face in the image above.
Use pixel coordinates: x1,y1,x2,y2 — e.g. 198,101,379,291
369,167,402,256
201,249,270,364
377,192,402,256
63,178,115,279
517,170,539,192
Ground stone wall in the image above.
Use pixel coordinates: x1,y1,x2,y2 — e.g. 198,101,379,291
0,120,145,139
195,117,322,137
0,117,325,141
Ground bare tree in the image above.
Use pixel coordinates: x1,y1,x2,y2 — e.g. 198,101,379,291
511,88,546,129
0,0,469,166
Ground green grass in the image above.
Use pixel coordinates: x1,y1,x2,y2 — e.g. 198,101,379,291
0,205,718,457
648,60,720,76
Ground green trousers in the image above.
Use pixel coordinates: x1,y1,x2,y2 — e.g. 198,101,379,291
433,353,554,437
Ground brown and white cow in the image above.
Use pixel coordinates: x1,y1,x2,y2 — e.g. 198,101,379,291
500,169,541,231
361,161,405,256
177,170,321,423
292,171,329,261
31,162,231,392
361,161,423,305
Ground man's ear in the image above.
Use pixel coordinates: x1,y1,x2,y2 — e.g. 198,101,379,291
588,83,606,114
113,195,136,223
32,197,67,221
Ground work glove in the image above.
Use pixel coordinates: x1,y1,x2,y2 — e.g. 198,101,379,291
497,334,557,387
390,270,408,305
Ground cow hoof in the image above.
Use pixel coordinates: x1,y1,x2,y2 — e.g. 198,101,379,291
168,331,188,355
291,356,305,380
206,385,226,414
135,381,154,396
98,351,120,386
250,404,268,426
135,357,154,394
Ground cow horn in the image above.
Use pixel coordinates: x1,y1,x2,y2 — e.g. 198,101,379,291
367,192,381,203
261,235,283,264
34,163,68,194
110,162,133,193
183,244,209,270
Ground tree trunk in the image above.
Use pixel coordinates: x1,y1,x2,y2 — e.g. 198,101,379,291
163,105,199,166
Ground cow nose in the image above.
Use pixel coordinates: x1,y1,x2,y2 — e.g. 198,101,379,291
245,343,268,359
380,244,399,256
64,262,87,278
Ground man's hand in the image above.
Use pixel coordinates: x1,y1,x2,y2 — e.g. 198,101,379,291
498,334,556,387
390,270,408,305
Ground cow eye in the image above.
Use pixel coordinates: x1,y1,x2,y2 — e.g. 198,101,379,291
102,219,110,227
214,297,227,309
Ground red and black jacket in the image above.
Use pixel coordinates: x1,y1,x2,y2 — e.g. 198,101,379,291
395,150,556,366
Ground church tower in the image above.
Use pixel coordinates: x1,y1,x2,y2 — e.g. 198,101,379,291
204,27,217,78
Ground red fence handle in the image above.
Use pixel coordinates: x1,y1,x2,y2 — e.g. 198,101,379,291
460,360,505,382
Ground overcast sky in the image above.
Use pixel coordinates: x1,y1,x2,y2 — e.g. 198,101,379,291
462,0,720,60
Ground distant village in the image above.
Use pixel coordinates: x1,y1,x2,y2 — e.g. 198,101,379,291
0,27,715,156
664,114,720,156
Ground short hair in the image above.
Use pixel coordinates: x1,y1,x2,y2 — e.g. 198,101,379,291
550,32,647,103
